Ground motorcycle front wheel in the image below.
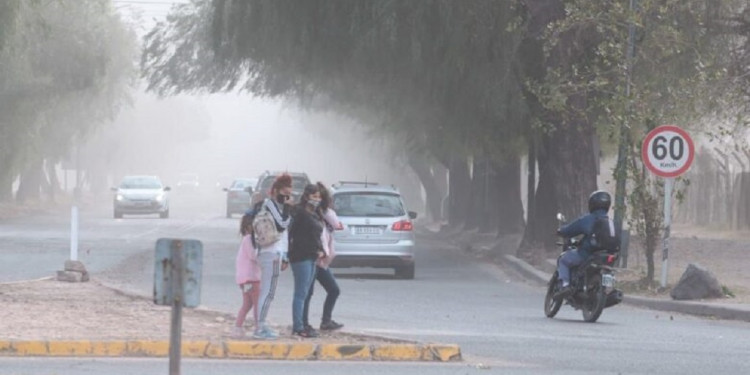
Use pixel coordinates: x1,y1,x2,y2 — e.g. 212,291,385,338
582,275,606,323
544,271,563,318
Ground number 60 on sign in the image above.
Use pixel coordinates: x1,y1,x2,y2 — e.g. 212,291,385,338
641,125,695,178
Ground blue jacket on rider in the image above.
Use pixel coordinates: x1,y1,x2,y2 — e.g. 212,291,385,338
557,208,609,259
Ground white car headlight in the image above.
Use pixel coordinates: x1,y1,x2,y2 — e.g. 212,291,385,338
155,194,164,202
116,194,124,201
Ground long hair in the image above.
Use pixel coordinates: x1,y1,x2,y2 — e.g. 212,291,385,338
317,182,331,212
300,183,320,207
270,173,293,195
240,213,254,236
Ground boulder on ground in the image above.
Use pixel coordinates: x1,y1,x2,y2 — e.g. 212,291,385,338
670,263,724,300
64,260,87,273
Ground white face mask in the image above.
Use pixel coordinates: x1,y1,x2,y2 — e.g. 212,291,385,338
308,199,321,208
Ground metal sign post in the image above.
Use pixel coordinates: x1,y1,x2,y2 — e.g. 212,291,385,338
661,178,674,288
154,238,203,375
641,125,694,288
169,240,183,375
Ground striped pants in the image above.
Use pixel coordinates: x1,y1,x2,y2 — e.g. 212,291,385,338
257,251,281,329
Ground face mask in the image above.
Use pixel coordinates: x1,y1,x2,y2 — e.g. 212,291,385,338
308,199,321,208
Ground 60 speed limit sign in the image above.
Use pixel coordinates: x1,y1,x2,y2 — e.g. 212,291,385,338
641,125,695,178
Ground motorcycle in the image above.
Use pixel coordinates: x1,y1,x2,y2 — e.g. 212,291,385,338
544,213,623,322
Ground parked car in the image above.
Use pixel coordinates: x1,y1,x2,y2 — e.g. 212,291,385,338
112,176,171,219
250,171,311,205
329,181,417,279
176,173,200,192
223,177,258,218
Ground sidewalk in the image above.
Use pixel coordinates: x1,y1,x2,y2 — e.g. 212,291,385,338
0,278,461,361
428,225,750,323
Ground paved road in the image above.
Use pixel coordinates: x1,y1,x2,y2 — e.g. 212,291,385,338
2,194,749,374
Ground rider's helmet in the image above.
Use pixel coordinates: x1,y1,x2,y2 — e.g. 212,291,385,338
588,190,612,213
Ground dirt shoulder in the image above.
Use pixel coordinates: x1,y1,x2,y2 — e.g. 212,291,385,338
0,278,402,344
441,225,750,304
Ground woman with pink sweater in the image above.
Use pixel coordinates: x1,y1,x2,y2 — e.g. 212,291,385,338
302,182,345,331
233,212,261,338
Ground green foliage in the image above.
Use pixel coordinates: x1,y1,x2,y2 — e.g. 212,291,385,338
533,0,748,276
142,0,529,166
0,0,136,200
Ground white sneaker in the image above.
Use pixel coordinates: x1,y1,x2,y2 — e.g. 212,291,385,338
231,326,245,338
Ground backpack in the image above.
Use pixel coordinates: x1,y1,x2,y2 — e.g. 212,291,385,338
252,201,281,248
590,216,620,252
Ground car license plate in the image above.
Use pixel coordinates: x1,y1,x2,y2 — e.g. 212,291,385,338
354,226,380,235
602,274,615,288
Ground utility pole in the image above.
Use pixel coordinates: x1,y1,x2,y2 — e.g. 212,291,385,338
613,0,638,267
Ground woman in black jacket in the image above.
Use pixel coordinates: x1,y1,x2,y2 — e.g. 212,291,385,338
288,184,325,337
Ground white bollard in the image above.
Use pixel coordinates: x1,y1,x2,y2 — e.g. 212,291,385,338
71,206,79,261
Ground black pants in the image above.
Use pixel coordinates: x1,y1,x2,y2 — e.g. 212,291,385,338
303,266,341,326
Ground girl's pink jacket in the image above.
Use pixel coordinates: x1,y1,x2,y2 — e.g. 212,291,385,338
318,208,342,269
235,234,261,285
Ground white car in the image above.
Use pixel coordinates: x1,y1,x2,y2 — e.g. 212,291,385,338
330,182,417,279
112,176,171,219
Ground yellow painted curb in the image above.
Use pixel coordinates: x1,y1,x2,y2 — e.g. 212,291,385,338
0,340,462,361
205,342,226,358
48,341,92,356
372,344,423,361
181,341,209,358
318,344,371,360
424,344,462,362
12,341,48,356
286,343,316,360
91,341,128,356
127,341,169,356
225,341,290,359
0,341,12,353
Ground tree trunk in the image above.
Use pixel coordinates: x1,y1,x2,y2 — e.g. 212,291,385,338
408,153,443,223
519,147,559,255
432,162,449,222
464,157,485,231
45,160,61,202
16,158,44,203
447,156,471,228
0,169,14,202
493,156,524,234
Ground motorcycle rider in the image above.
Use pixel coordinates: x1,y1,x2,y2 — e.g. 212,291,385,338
555,190,613,299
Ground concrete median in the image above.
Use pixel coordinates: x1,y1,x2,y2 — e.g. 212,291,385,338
0,339,461,361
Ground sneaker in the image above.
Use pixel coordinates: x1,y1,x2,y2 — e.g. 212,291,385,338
261,325,279,338
252,328,278,340
293,326,319,338
319,320,344,331
231,326,245,338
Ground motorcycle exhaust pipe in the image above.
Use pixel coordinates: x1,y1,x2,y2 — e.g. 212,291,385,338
605,289,623,308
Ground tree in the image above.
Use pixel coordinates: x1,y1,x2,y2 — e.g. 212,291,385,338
0,0,136,202
143,0,528,233
523,0,748,282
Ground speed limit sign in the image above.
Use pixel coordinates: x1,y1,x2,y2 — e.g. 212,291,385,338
641,125,695,178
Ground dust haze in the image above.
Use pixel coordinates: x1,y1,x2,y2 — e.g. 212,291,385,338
77,91,424,213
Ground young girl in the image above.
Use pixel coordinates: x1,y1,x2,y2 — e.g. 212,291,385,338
233,212,261,338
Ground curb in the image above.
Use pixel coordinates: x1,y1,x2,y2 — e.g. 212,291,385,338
499,254,750,323
0,340,462,361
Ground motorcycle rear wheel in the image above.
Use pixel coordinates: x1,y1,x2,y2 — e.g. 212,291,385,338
582,275,606,323
544,272,563,318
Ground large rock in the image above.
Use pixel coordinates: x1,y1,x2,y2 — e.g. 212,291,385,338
64,260,87,273
57,270,84,283
670,263,724,300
